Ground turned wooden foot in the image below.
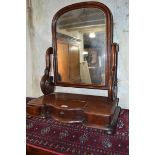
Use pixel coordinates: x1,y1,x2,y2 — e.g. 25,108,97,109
104,106,121,135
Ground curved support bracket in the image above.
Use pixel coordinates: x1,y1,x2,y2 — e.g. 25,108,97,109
40,47,55,95
108,43,119,101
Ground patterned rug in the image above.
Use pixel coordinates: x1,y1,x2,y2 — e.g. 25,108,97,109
26,98,129,155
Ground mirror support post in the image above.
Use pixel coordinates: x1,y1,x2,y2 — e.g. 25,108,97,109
108,43,119,101
40,47,55,95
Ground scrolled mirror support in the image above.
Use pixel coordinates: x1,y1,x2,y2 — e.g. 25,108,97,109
40,47,55,95
108,43,119,101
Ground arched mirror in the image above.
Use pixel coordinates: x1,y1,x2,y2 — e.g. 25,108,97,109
52,2,113,89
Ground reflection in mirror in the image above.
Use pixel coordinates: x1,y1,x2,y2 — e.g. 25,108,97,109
56,8,106,85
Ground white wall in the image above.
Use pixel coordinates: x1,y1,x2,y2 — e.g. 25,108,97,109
26,0,129,109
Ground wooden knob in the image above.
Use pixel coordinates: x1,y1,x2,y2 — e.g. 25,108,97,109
60,111,65,115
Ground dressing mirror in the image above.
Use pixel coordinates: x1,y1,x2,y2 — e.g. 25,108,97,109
51,2,113,89
27,1,121,135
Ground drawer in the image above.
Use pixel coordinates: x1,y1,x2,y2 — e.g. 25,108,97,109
51,106,85,122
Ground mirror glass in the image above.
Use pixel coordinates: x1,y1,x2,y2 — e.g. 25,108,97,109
56,8,106,85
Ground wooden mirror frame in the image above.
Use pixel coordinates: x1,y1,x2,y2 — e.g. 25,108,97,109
40,1,119,101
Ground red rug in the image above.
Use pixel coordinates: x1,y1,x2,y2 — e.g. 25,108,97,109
26,98,129,155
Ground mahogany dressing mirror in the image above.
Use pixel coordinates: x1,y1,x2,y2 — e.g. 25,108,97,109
27,1,121,135
51,2,112,90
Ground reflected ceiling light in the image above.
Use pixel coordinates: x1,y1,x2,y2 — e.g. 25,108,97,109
82,51,88,55
89,32,96,38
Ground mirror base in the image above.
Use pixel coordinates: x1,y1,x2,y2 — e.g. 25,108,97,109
27,93,120,134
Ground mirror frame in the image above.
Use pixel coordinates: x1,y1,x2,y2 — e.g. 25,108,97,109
52,1,113,89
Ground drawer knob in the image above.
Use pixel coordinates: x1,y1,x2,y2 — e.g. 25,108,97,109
60,111,65,115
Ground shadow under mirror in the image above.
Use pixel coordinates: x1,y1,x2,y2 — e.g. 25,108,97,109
56,8,106,85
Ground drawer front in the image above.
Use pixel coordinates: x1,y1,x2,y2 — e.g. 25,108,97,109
84,112,111,127
51,106,84,122
26,106,41,116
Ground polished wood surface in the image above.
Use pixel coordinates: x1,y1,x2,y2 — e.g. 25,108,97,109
40,47,55,95
27,144,58,155
27,92,118,128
